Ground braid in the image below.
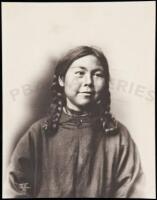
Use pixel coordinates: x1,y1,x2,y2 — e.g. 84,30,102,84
100,87,118,134
42,74,64,134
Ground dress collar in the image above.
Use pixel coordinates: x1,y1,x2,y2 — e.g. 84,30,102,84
63,106,93,118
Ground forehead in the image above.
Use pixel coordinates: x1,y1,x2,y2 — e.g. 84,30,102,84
69,55,104,71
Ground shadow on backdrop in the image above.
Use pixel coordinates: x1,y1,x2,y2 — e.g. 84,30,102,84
7,58,58,165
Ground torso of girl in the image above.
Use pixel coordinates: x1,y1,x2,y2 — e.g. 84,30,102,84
6,109,143,198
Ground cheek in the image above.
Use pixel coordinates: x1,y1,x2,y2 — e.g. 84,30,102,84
64,76,81,93
94,79,105,92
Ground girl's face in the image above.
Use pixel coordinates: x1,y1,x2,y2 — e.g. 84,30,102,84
59,55,106,111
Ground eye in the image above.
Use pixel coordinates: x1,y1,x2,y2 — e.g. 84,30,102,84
75,71,85,76
94,72,105,78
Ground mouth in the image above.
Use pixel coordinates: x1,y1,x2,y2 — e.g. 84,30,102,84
79,91,94,95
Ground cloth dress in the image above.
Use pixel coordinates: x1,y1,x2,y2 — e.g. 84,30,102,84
5,109,144,198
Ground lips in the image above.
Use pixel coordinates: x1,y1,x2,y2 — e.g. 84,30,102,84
79,91,94,95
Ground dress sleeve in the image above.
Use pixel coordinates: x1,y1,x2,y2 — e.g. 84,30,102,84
113,127,145,198
4,127,35,198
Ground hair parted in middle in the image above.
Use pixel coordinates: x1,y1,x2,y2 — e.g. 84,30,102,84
42,46,118,134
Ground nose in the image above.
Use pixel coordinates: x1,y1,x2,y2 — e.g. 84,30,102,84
84,74,93,86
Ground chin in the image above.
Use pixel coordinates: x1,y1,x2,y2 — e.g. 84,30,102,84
77,100,93,107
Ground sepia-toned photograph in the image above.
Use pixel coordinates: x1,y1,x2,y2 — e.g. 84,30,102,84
2,2,155,198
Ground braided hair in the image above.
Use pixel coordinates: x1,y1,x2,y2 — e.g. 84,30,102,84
42,46,117,134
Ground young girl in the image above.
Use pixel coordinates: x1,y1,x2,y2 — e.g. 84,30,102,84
5,46,144,198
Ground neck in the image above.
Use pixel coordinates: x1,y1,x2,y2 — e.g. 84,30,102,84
64,102,103,117
64,106,90,116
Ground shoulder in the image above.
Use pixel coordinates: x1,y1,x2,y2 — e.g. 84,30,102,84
20,116,49,142
29,117,48,132
107,120,134,147
11,117,47,155
15,117,49,152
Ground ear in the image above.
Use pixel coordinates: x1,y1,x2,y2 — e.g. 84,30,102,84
58,76,64,87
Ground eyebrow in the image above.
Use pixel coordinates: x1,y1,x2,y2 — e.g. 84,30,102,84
71,66,86,70
72,66,104,72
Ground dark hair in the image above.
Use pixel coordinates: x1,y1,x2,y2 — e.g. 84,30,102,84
42,46,117,134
